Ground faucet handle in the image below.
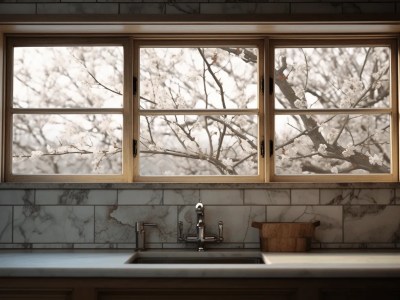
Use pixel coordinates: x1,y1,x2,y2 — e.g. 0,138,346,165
178,221,184,241
135,221,157,232
218,221,224,242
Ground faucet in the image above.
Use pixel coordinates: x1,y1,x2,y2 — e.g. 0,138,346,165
135,221,157,251
178,202,223,251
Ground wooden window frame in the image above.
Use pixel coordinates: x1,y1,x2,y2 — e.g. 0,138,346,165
4,37,133,183
132,39,265,183
269,38,398,183
2,35,399,183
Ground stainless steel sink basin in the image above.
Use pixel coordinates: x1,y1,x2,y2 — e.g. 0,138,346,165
126,251,264,264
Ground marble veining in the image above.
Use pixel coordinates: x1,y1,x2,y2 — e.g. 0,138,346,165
164,189,199,205
13,206,94,243
291,189,319,205
0,206,12,243
320,189,394,205
267,206,343,243
0,185,399,249
344,205,400,243
244,189,290,205
95,205,177,244
36,189,117,205
199,189,243,205
118,190,162,205
0,190,34,205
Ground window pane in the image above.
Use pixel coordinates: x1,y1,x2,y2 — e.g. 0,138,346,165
13,46,123,108
12,114,122,175
274,47,390,109
140,47,258,110
140,115,258,176
274,114,390,175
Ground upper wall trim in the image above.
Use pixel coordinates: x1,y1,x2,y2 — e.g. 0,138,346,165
1,15,400,34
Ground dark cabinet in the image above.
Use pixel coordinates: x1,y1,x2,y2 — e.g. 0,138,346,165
98,288,296,300
0,277,399,300
0,289,72,300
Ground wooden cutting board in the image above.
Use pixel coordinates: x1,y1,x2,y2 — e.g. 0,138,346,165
251,221,320,252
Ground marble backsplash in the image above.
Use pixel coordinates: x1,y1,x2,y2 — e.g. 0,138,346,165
0,185,400,249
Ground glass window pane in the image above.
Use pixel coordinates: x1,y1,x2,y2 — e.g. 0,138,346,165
274,47,391,109
13,46,123,108
140,47,258,110
140,115,258,176
12,114,122,175
274,114,390,175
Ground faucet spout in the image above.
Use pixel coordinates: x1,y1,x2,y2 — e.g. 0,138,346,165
178,202,223,251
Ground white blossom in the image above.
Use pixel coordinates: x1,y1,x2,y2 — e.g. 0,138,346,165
331,166,339,174
339,97,352,108
368,153,383,166
279,154,290,163
318,144,328,156
318,122,329,134
327,129,338,143
293,86,305,99
342,144,356,158
222,158,234,167
46,144,54,153
30,150,43,161
342,77,363,95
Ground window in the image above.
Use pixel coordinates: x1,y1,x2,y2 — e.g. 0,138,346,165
136,41,264,181
271,39,397,182
3,36,398,183
5,38,131,182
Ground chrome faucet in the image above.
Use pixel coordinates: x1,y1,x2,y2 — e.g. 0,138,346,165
135,221,157,251
178,202,223,251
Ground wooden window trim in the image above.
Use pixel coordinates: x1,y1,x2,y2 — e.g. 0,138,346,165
4,37,133,183
2,34,399,183
133,39,265,183
269,38,398,182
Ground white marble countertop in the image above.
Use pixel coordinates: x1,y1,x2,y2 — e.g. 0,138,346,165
0,249,399,278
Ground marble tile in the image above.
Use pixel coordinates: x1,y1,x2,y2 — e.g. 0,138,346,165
0,3,35,14
344,205,400,243
200,189,243,205
166,3,199,14
14,206,94,243
164,190,199,205
74,243,117,249
343,3,395,14
321,189,394,205
95,206,177,244
178,205,265,243
0,190,34,205
291,3,342,14
36,190,117,205
267,206,343,243
37,3,118,14
0,244,31,249
0,207,12,243
119,3,165,14
291,189,319,205
31,244,74,249
244,189,290,205
200,3,289,14
118,190,162,205
395,189,400,205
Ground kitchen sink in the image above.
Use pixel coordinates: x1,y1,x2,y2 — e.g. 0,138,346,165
126,251,264,264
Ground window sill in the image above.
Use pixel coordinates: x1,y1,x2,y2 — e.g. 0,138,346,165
1,181,400,190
